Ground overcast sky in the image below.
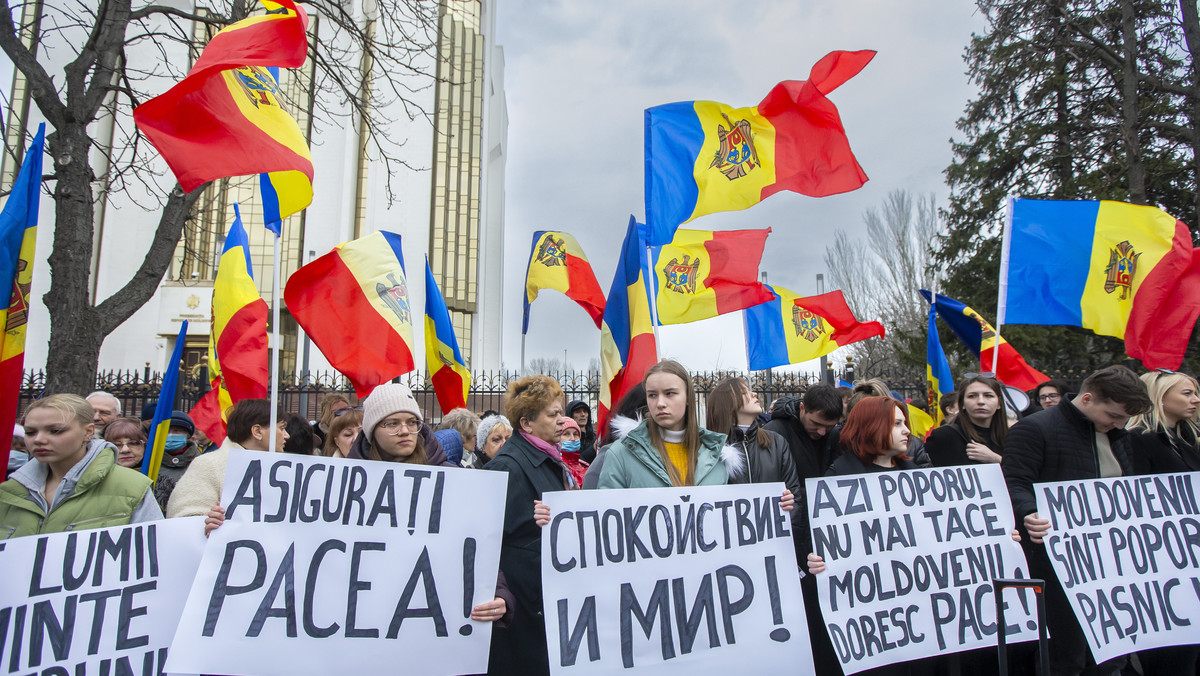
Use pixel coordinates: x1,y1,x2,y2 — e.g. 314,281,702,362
493,0,988,374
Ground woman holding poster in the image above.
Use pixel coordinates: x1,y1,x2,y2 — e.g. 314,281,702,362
597,360,735,489
1127,369,1200,675
0,394,162,539
486,375,578,675
924,374,1008,467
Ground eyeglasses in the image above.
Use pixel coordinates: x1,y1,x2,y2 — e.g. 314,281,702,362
112,440,145,449
963,372,996,380
1038,393,1061,402
334,406,364,416
378,418,421,434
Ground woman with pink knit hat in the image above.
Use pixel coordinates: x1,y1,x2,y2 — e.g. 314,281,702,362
556,417,588,487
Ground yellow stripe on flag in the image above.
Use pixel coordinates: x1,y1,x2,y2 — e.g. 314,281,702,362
690,101,777,222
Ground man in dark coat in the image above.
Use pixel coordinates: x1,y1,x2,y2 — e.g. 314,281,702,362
1002,365,1151,676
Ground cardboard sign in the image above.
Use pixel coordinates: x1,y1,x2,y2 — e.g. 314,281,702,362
1036,472,1200,663
0,518,206,676
808,465,1036,674
541,483,812,675
167,450,507,676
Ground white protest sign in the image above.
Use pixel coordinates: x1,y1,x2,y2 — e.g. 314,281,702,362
1035,471,1200,663
541,483,812,675
807,464,1036,674
167,450,507,676
0,518,206,676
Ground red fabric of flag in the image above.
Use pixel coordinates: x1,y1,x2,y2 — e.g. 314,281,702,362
705,229,776,315
793,290,885,345
759,50,873,201
1125,227,1200,369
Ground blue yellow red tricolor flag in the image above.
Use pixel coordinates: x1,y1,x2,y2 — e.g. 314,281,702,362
143,321,188,481
926,304,954,425
920,289,1046,392
651,228,775,325
598,217,659,434
745,287,883,370
285,231,416,397
643,50,874,245
189,206,269,444
134,0,313,221
425,257,470,413
523,231,605,333
1002,198,1200,369
0,123,45,476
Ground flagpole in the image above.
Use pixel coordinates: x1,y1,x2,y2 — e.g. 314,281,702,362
993,198,1014,374
644,245,662,351
268,232,282,453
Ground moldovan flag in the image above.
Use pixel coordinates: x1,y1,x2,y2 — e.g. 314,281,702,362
908,404,935,439
651,228,775,325
285,231,416,397
920,290,1046,392
926,304,954,425
425,257,470,414
1002,198,1200,369
143,321,188,481
643,50,873,245
0,123,44,476
599,218,659,435
190,206,269,444
523,231,605,333
745,287,883,370
133,0,313,220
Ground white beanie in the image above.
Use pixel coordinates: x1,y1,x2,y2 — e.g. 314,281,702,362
476,414,512,449
363,383,423,440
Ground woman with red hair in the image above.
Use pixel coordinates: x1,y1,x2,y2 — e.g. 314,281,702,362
827,395,916,475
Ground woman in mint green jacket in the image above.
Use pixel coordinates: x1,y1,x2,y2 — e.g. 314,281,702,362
1,394,160,539
598,360,733,489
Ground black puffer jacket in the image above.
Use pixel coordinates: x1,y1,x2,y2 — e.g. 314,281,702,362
1129,424,1200,474
726,423,804,558
763,396,836,479
1002,396,1134,524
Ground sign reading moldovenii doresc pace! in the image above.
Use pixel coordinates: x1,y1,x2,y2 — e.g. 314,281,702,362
0,518,206,676
808,465,1037,675
166,450,507,676
1036,472,1200,664
541,483,813,675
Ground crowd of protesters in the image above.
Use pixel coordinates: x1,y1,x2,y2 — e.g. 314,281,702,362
2,360,1197,676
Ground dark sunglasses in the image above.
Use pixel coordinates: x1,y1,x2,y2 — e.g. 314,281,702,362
334,406,364,416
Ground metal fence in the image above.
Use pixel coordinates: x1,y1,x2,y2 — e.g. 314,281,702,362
17,364,1090,423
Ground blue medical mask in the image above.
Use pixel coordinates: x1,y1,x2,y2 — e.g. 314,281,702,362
560,440,581,453
165,433,189,451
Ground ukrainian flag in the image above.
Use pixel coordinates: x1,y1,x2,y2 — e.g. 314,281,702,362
143,322,188,481
925,305,954,425
425,257,470,414
643,50,873,245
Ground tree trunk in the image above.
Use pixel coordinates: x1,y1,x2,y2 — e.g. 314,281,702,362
1050,0,1075,195
1179,0,1200,228
1120,0,1146,204
42,124,102,395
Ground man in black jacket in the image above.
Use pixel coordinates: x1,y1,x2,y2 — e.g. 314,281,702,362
1002,365,1151,676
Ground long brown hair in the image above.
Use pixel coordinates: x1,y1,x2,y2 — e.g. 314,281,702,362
323,409,363,457
954,375,1008,449
643,360,701,487
706,377,769,447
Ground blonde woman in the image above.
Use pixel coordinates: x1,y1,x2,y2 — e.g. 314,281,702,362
1,395,160,539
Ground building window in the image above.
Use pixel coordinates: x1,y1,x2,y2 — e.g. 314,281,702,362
429,0,485,367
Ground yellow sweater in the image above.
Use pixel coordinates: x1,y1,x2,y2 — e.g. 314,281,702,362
664,441,689,484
